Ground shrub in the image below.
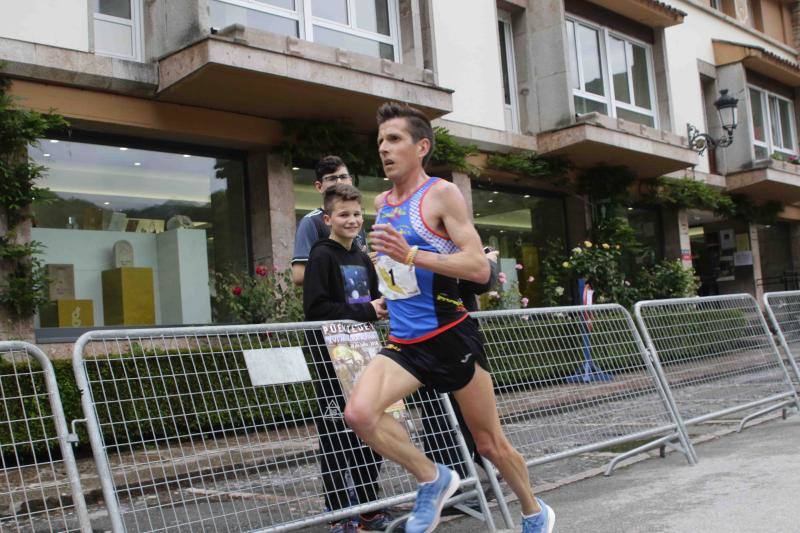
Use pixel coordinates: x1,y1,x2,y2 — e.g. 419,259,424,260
213,266,303,324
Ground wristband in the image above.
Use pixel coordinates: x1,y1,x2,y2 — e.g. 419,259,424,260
405,245,419,266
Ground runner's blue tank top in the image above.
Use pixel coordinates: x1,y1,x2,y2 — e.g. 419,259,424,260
375,177,467,343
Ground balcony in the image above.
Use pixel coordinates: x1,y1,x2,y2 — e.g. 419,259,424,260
583,0,686,28
536,112,699,178
156,26,452,131
726,159,800,203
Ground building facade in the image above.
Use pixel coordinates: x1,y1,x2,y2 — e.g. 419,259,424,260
1,0,798,354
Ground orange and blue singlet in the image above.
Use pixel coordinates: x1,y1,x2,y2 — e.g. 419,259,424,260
374,177,467,343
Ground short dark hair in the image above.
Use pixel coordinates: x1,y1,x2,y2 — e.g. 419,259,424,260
376,102,435,167
315,155,346,182
323,183,362,214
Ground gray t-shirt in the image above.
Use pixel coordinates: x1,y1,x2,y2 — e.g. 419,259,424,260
292,208,367,264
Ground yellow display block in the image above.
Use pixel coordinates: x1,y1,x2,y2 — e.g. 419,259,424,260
39,299,94,328
101,267,156,326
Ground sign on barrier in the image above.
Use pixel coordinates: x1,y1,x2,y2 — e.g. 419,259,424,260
0,341,91,533
635,294,800,434
764,291,800,385
469,305,695,526
72,322,495,533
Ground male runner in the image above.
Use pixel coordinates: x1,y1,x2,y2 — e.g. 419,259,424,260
344,102,554,533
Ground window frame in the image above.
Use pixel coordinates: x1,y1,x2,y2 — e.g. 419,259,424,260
566,15,659,128
747,84,798,158
92,0,144,61
498,10,520,133
210,0,401,62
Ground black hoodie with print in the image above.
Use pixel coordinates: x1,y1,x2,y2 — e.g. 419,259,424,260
303,238,380,322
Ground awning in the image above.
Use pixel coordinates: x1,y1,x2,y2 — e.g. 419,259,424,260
713,40,800,87
726,160,800,204
584,0,686,28
157,28,453,131
536,113,699,178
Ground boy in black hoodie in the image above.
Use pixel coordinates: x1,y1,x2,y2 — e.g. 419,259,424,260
303,183,390,533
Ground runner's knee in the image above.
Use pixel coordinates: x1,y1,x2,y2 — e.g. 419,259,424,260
344,399,378,436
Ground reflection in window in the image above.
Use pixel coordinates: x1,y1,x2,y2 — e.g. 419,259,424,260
29,139,248,329
749,86,797,158
210,0,398,61
566,17,657,127
471,186,567,307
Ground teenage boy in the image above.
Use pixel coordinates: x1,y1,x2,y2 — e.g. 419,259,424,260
344,102,555,533
304,183,391,533
292,156,365,286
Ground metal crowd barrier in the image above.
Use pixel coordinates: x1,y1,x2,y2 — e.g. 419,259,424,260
72,322,495,533
469,305,695,527
0,341,91,532
635,294,800,436
763,290,800,386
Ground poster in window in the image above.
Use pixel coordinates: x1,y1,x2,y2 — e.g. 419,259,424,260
321,322,406,419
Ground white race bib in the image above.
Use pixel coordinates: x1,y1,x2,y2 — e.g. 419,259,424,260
375,255,421,300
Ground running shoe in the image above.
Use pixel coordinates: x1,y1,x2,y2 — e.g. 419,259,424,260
521,498,555,533
405,464,460,533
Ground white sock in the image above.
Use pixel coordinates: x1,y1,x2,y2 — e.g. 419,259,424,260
522,509,542,519
421,468,440,485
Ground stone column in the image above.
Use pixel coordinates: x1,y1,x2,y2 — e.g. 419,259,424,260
662,208,692,268
749,223,764,302
565,195,589,247
0,215,35,342
247,152,272,269
790,222,800,270
266,154,297,271
399,0,424,69
715,63,750,174
517,0,573,134
451,171,473,220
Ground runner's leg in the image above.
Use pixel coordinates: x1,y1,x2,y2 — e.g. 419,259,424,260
452,364,540,516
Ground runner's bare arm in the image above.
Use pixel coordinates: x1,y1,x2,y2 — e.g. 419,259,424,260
370,181,489,283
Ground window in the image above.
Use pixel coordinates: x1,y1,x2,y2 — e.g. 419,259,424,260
210,0,400,61
28,137,248,332
472,185,567,308
92,0,142,60
566,17,658,127
748,86,797,159
498,11,520,133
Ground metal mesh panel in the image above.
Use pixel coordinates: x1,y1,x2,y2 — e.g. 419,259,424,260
635,295,799,427
469,305,681,465
0,341,90,533
73,323,484,533
764,291,800,384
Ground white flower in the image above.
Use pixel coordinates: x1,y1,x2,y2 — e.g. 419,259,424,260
572,247,582,254
488,290,500,298
555,286,565,296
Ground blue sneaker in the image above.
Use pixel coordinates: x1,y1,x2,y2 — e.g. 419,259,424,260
521,498,555,533
405,464,460,533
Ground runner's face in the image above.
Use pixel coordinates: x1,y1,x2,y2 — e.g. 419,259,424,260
377,118,428,181
325,199,363,242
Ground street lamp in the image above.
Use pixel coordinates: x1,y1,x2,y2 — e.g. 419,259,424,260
687,89,739,156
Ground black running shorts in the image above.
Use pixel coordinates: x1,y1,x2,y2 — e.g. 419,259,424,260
378,316,490,393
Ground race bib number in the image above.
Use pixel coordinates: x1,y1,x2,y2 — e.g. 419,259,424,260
375,255,420,300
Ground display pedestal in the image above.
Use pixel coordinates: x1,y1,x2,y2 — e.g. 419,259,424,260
102,267,155,326
39,300,94,327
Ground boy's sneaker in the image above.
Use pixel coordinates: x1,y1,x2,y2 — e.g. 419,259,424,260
359,510,397,531
521,498,555,533
405,464,460,533
329,517,360,533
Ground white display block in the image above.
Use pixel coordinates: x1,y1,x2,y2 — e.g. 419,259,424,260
156,228,212,324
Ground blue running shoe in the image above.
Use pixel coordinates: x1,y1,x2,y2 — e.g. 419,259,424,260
521,498,555,533
405,464,460,533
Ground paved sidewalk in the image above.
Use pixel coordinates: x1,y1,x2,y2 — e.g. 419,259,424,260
437,416,800,533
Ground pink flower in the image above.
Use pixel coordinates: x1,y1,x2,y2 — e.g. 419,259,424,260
273,265,280,272
521,297,529,307
255,265,268,277
514,263,523,270
527,276,535,283
232,286,243,296
498,272,508,283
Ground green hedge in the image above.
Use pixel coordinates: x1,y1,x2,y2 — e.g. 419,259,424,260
0,308,751,463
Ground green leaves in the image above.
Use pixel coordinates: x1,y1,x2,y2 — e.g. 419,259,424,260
213,267,304,324
430,126,480,176
0,70,67,321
